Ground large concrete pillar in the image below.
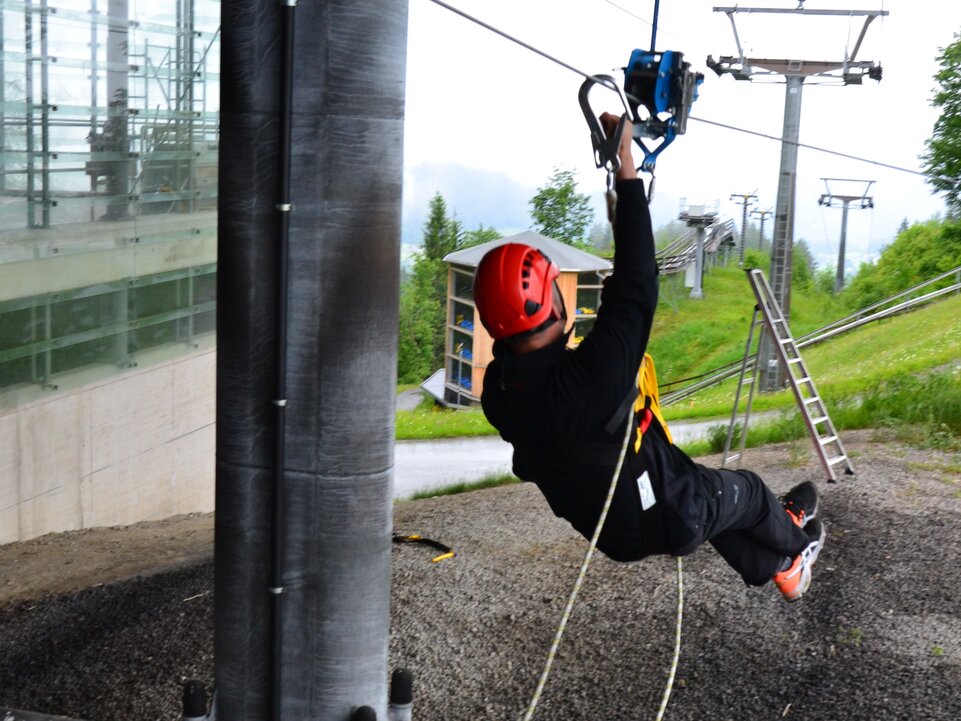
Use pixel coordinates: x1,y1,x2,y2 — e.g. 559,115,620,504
215,1,408,719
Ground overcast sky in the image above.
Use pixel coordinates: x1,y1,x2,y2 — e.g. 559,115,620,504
402,0,961,271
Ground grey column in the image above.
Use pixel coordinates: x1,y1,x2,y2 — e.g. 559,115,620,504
215,1,408,720
690,225,705,299
104,0,130,220
760,74,802,391
834,200,850,293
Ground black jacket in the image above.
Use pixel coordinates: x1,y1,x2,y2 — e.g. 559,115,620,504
481,179,703,561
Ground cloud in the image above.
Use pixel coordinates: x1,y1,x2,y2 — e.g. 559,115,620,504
402,162,539,246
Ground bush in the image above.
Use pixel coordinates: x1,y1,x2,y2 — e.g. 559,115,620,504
742,248,768,271
706,422,739,453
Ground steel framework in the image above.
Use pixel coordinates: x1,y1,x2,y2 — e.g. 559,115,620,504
707,3,886,389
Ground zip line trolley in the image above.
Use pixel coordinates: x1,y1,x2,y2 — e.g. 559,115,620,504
580,49,704,193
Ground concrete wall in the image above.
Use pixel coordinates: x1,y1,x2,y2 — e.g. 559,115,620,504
0,348,216,545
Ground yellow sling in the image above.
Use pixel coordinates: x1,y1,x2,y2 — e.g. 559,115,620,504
633,353,673,452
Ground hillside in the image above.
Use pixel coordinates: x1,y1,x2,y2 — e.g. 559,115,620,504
652,264,961,422
648,262,846,386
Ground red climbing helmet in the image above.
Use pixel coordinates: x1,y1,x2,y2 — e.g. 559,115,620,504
473,243,561,340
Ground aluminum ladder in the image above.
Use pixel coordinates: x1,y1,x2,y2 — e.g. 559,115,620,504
722,269,855,482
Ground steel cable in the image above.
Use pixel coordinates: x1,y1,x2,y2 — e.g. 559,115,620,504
424,0,945,182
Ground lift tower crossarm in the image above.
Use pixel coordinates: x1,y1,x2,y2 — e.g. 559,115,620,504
712,7,888,17
707,2,887,391
818,178,875,294
708,5,888,83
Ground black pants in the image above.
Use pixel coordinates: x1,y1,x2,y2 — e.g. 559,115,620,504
695,466,810,586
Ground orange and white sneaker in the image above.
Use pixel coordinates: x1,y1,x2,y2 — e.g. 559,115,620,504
782,481,818,528
774,519,826,603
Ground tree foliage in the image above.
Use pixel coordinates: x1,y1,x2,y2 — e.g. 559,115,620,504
922,32,961,215
654,219,688,250
792,239,816,290
460,224,502,249
397,192,463,383
588,221,614,255
840,219,961,309
397,282,439,384
529,169,594,247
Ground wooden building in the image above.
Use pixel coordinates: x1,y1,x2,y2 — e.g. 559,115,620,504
440,231,612,407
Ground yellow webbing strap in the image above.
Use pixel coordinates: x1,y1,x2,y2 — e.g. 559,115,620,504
633,353,674,452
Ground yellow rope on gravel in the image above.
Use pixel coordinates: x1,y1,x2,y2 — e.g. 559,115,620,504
521,412,685,721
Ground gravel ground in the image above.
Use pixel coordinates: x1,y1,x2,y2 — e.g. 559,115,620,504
1,429,960,721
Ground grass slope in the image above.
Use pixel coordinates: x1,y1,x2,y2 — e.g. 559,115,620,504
649,263,846,384
396,264,959,439
666,288,961,421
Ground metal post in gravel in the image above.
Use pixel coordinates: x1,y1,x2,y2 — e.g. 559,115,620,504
216,1,408,719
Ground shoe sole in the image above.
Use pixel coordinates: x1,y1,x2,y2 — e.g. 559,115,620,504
783,522,826,603
784,488,818,528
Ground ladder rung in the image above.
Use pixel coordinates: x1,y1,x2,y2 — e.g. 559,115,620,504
787,357,803,365
803,396,821,405
819,435,838,445
796,376,812,385
725,453,742,462
741,377,755,384
827,454,847,465
778,337,794,344
810,415,828,424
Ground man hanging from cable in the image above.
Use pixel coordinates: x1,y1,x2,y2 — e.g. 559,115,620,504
474,113,825,602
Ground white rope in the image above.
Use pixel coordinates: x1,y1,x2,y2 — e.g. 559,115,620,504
654,557,683,721
519,404,686,721
523,402,684,721
520,408,636,721
416,5,692,715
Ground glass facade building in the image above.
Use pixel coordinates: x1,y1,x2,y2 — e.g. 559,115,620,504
0,0,219,407
1,0,220,543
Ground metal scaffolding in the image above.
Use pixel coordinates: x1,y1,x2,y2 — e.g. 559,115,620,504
1,0,220,230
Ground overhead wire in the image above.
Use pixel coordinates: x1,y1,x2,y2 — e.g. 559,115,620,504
425,0,600,86
688,116,947,182
425,0,947,184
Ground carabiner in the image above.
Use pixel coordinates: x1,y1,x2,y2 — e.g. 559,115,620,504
578,74,633,176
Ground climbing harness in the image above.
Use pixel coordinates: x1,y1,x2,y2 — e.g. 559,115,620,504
522,355,685,721
392,533,456,563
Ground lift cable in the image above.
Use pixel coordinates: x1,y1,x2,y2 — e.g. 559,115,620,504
424,0,946,184
426,0,604,88
689,115,948,182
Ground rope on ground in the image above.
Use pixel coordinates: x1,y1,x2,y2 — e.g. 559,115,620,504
655,557,683,721
521,410,686,721
520,409,635,721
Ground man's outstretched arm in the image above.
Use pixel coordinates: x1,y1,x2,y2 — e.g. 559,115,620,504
553,113,659,415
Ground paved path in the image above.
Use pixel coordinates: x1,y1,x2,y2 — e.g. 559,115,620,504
393,417,726,499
